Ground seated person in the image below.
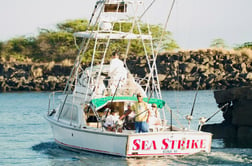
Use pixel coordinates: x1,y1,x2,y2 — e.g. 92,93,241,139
149,103,161,126
123,103,135,130
103,109,120,131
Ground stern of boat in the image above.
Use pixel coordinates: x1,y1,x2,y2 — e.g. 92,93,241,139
125,131,212,157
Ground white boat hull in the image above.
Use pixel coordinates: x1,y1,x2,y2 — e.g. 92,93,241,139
47,118,128,156
46,116,212,157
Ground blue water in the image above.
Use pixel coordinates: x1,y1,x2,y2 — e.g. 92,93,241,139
1,91,252,165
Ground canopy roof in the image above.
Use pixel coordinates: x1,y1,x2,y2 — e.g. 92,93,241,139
90,96,165,110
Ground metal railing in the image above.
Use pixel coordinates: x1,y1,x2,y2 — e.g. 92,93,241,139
47,91,63,115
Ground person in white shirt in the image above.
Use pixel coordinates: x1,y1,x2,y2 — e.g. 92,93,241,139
103,109,119,131
108,51,127,95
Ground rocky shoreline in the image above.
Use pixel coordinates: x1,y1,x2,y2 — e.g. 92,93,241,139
1,49,252,92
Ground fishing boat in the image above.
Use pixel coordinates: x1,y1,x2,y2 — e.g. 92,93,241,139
45,0,212,157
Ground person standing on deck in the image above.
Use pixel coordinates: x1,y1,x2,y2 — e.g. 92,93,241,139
108,51,127,95
120,93,150,133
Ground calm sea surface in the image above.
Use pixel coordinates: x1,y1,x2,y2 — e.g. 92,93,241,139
0,91,252,165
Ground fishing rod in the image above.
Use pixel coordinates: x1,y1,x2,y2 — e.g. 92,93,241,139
111,78,121,103
104,78,122,119
101,78,123,131
198,103,229,131
170,107,173,131
186,76,201,130
190,76,201,116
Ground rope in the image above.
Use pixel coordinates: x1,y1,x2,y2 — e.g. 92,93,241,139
155,0,176,54
139,0,156,19
145,0,176,111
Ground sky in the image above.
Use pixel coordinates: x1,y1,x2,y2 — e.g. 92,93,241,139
0,0,251,50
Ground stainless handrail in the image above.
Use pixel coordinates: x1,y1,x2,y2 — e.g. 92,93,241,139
47,91,63,115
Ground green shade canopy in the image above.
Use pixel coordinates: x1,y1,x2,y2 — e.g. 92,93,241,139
90,96,165,110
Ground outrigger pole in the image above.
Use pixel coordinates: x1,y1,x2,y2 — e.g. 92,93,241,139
198,103,229,131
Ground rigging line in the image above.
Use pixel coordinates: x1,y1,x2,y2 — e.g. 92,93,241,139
64,1,105,94
148,0,176,67
146,0,176,99
94,2,125,93
155,0,176,55
74,1,102,51
62,1,105,109
139,0,156,19
124,1,140,66
83,2,106,102
137,2,158,95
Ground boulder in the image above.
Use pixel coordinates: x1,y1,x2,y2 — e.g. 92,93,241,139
201,123,237,139
232,99,252,126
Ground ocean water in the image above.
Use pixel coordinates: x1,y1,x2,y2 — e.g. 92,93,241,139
0,91,252,166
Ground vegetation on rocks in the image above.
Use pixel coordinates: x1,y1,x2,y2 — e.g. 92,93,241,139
0,19,178,63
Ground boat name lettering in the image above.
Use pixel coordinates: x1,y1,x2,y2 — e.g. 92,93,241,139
132,138,206,151
132,139,157,150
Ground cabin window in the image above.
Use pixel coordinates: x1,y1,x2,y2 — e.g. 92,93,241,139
59,103,79,124
104,4,127,12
